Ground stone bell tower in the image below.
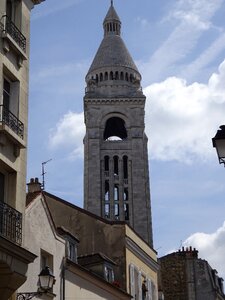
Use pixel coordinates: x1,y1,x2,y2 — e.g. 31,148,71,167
83,2,153,246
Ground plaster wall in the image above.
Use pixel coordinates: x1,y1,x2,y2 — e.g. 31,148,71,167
125,226,158,293
65,269,129,300
19,195,66,299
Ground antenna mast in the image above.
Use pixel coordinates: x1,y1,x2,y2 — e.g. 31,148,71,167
41,159,52,190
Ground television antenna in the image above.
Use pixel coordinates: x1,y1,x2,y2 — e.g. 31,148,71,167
41,159,52,190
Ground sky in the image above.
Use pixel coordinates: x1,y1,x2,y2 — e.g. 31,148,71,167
28,0,225,279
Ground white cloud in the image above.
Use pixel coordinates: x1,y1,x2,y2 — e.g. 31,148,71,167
49,111,85,158
145,59,225,163
183,221,225,279
48,59,225,164
140,0,224,83
180,33,225,81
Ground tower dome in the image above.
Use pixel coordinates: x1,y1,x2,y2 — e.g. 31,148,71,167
85,2,142,98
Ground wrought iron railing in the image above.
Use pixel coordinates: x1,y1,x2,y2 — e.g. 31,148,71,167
0,105,24,139
0,201,22,245
2,15,26,53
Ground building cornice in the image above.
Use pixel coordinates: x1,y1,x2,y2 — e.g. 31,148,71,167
125,236,159,272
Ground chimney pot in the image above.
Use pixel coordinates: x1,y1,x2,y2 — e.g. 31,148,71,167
27,177,42,193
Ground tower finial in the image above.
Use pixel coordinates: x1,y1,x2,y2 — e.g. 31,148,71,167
111,0,113,6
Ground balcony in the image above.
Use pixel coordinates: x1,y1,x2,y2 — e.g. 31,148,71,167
1,15,26,52
0,201,22,246
0,105,24,140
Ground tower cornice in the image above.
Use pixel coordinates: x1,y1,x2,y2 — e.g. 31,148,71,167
84,97,146,106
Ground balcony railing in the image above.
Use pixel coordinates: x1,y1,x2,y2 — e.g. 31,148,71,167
2,15,26,53
0,105,24,139
0,202,22,246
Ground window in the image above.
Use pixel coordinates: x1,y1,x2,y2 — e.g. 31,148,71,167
67,241,77,262
3,78,10,111
130,264,156,300
104,265,114,283
0,173,5,202
6,0,21,27
40,249,53,271
3,74,20,117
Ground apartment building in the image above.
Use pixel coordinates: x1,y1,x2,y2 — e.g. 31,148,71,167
0,1,44,299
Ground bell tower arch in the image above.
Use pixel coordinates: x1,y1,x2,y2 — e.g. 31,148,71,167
83,2,153,246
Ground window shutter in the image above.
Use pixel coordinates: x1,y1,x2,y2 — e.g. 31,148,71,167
152,281,157,300
146,279,152,300
129,264,135,297
138,271,142,300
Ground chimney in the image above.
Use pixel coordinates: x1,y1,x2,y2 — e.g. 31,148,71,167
27,177,42,193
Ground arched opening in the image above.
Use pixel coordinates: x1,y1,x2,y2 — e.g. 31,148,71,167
130,74,133,82
115,71,119,80
123,156,128,179
124,204,129,220
124,188,128,201
105,180,109,201
113,156,119,176
105,72,108,80
120,72,124,80
100,73,103,82
110,71,113,80
114,204,119,219
104,156,109,171
104,117,127,141
105,204,110,218
96,74,99,83
114,185,119,201
125,73,129,81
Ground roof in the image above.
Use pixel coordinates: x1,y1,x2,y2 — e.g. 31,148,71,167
32,0,45,4
87,3,139,76
78,252,116,266
103,3,121,24
87,35,139,74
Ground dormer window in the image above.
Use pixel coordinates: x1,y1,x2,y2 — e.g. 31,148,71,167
104,265,114,283
67,240,77,263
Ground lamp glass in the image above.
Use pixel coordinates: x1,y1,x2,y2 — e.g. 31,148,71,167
215,139,225,161
39,267,55,291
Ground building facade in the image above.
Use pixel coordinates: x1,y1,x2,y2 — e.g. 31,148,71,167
83,2,153,247
20,179,158,299
159,247,225,300
0,1,44,299
44,187,158,299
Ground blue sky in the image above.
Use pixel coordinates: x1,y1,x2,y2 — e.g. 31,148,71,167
28,0,225,278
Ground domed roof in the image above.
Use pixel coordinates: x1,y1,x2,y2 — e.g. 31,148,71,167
87,35,139,74
87,2,140,76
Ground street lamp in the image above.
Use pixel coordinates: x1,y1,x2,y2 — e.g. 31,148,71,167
17,266,55,300
212,125,225,166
